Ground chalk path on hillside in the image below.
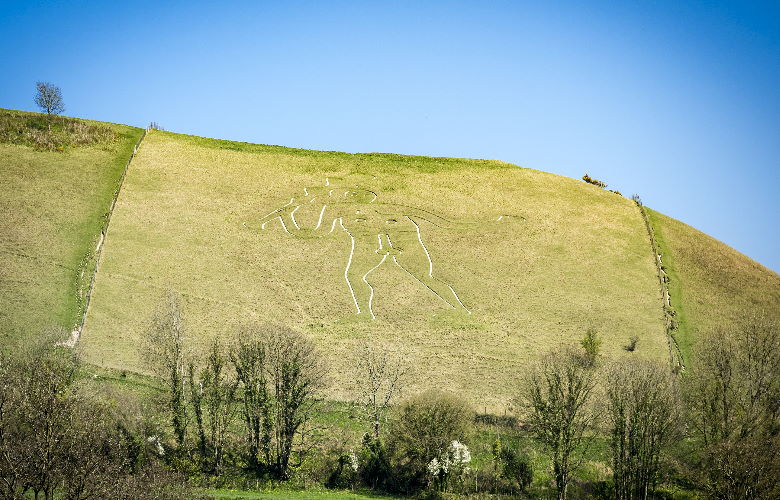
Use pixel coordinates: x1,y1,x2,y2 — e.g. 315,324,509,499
253,181,518,319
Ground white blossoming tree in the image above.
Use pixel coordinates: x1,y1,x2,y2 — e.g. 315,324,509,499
427,440,472,491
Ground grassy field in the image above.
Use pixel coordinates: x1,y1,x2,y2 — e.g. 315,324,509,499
82,130,668,409
647,209,780,363
0,109,143,345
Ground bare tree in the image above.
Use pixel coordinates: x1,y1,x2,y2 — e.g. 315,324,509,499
189,340,238,474
606,359,681,500
231,324,326,479
354,343,407,438
518,348,596,500
685,312,780,499
34,82,65,116
231,327,272,473
143,291,189,447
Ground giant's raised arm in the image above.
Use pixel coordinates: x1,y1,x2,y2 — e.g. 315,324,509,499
374,203,473,229
374,203,523,229
245,199,298,233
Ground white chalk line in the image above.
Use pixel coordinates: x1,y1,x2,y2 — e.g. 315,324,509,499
289,206,301,229
391,256,447,305
340,218,360,314
315,205,327,230
278,217,291,234
410,218,434,276
362,254,388,319
408,219,470,313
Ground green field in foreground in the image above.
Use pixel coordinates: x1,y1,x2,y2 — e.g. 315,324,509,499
0,109,143,345
82,130,669,408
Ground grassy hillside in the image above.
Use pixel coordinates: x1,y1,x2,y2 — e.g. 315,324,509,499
647,209,780,362
3,109,776,408
82,130,668,408
0,109,143,344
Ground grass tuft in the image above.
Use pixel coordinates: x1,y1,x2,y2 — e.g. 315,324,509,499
0,108,118,151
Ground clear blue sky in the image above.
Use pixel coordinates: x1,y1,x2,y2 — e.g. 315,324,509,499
2,0,778,271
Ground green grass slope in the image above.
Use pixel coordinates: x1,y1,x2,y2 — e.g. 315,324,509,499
82,130,668,408
0,109,143,344
647,209,780,362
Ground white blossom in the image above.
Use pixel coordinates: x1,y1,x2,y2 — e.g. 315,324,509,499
449,440,471,466
147,435,165,456
348,450,359,472
427,457,442,476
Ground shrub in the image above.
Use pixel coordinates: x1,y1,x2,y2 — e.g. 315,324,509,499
388,390,473,494
426,440,472,492
357,434,393,491
580,328,602,366
582,173,608,188
624,335,639,352
494,443,533,494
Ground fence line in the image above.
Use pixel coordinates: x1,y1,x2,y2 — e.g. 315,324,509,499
634,199,684,371
68,127,150,346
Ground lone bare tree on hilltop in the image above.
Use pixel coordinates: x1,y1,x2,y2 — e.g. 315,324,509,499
34,82,65,116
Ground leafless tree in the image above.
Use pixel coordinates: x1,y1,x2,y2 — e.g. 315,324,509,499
143,291,189,447
518,348,597,500
231,324,327,479
354,343,407,438
606,359,682,500
34,82,65,116
685,312,780,499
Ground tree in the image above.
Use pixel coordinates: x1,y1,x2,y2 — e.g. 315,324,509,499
34,82,65,116
685,312,780,499
606,359,681,500
0,331,204,500
143,291,189,447
353,343,407,439
519,348,596,500
580,328,602,367
388,390,473,493
188,340,239,474
231,324,326,479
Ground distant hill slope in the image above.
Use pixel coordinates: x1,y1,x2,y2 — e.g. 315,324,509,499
647,209,780,363
0,109,143,345
81,130,668,408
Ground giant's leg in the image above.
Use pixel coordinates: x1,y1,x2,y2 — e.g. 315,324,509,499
390,229,469,313
342,231,387,318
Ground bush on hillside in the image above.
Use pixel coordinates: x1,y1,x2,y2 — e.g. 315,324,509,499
580,327,602,367
582,173,608,188
388,390,473,494
492,439,533,494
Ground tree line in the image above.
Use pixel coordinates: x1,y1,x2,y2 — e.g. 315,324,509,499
0,292,777,499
